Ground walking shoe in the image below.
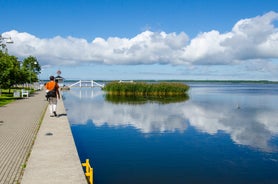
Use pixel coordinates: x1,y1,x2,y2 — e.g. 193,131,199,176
53,111,57,117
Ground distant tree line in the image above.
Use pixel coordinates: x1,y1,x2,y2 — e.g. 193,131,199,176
0,51,41,89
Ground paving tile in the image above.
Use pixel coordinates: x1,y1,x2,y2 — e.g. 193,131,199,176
0,91,47,184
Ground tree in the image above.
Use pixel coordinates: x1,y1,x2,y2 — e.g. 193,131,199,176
0,51,21,89
0,52,41,91
21,56,41,84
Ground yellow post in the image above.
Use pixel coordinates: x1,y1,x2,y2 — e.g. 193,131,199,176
89,167,93,184
82,159,93,184
86,159,90,173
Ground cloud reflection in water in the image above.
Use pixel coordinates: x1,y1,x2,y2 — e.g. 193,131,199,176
64,88,278,152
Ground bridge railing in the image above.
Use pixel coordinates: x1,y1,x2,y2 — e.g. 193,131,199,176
68,80,104,88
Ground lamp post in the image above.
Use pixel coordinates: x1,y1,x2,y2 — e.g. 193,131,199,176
0,35,13,53
29,61,37,88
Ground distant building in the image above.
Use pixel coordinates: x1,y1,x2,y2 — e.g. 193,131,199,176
55,75,64,86
55,70,64,86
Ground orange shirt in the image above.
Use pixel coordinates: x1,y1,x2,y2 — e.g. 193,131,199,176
45,81,59,91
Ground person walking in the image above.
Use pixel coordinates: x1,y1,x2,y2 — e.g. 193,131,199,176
45,76,60,117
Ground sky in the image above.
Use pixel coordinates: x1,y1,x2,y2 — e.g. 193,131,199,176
1,0,278,81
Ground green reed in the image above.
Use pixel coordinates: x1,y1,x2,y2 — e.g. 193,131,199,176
103,82,190,97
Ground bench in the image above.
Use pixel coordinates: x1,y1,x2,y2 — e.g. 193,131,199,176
21,89,29,98
13,90,21,97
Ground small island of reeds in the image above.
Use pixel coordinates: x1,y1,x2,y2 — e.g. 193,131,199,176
103,81,190,97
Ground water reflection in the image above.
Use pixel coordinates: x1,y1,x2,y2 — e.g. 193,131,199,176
64,85,278,152
104,94,189,104
184,102,278,152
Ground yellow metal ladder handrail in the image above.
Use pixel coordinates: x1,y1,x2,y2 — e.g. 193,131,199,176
82,159,93,184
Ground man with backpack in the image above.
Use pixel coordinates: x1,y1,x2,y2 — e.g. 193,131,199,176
45,76,60,117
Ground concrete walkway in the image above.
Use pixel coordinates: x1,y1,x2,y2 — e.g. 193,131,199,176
0,90,87,184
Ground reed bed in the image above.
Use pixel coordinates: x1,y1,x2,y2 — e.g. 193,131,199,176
103,82,190,97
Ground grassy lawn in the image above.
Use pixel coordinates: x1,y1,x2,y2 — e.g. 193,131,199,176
0,88,33,107
0,97,15,106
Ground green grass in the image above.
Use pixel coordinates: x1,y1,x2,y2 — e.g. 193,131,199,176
0,89,15,106
103,82,190,97
0,97,15,106
0,88,34,107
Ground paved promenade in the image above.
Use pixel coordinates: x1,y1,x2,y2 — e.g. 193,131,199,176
0,90,87,184
0,90,47,184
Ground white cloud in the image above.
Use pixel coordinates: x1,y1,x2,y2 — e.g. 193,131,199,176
182,30,231,65
3,11,278,69
222,11,278,60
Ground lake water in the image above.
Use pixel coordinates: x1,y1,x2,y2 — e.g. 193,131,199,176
63,82,278,184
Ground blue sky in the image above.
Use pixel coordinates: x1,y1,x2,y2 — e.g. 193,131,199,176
1,0,278,80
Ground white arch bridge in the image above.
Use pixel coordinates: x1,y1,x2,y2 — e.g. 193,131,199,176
68,80,105,88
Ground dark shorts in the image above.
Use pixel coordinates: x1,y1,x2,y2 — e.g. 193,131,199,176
48,97,57,105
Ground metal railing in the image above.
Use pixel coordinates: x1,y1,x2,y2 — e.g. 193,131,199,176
69,80,104,88
82,159,93,184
